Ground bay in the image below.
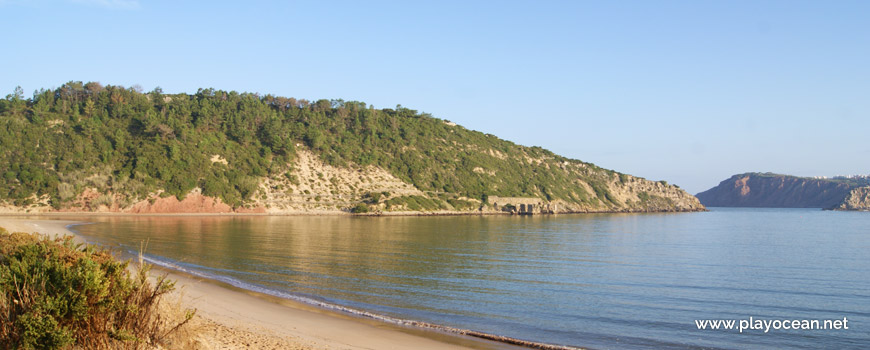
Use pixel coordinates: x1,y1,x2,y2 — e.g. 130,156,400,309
71,208,870,349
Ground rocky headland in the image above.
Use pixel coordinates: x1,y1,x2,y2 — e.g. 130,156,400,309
696,172,870,210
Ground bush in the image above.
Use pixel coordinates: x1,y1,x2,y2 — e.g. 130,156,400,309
0,229,193,349
447,198,475,210
92,194,114,208
383,195,447,211
364,192,381,204
284,173,299,185
57,183,75,201
637,191,651,203
351,203,370,213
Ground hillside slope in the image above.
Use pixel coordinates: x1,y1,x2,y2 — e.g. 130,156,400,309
696,173,866,209
0,81,704,214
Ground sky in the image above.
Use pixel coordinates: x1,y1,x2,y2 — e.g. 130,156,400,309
1,0,868,194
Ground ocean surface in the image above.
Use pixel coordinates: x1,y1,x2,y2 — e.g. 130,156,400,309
70,208,869,349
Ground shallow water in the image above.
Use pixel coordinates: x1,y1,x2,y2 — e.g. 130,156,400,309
70,208,870,349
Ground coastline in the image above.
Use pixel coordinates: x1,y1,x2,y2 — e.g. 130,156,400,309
0,217,552,350
0,205,707,217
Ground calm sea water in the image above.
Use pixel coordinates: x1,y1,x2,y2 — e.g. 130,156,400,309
70,208,869,349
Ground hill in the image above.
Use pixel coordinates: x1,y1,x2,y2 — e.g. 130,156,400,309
696,172,869,209
0,82,704,214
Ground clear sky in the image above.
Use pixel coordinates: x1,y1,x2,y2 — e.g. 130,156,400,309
2,0,868,193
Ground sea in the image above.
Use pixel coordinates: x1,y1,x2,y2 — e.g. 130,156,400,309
69,208,869,349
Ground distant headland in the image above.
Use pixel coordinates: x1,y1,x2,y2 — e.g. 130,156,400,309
696,172,870,210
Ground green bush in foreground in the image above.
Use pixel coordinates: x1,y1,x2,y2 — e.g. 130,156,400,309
0,227,193,349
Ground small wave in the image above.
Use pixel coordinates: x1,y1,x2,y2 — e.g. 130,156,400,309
138,254,582,350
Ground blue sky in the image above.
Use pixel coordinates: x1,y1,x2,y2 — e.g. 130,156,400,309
1,0,868,193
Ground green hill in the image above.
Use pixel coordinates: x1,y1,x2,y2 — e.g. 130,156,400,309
0,81,703,214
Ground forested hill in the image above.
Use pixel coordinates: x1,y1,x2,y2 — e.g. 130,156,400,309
0,82,704,214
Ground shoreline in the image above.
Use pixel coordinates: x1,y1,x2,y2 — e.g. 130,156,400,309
145,257,582,350
0,217,575,350
0,206,707,217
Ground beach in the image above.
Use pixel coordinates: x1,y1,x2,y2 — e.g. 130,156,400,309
0,217,511,350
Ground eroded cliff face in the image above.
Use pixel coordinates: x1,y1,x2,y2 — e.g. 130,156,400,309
245,150,705,214
696,173,857,208
550,173,704,213
0,150,705,214
831,187,870,211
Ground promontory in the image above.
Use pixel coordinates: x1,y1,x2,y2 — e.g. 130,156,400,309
696,172,870,210
0,82,704,214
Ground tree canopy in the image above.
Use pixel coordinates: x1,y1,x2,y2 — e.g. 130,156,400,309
0,81,620,210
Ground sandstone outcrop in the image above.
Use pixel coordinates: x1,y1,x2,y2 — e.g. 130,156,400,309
126,189,235,214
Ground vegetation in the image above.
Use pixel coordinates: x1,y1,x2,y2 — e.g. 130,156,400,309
637,191,651,203
0,81,637,211
0,227,193,349
384,195,448,211
363,192,382,204
350,203,370,213
446,198,476,211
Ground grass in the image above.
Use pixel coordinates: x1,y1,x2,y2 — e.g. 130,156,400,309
0,227,195,349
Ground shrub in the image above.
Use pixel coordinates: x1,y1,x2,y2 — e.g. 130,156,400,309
284,173,299,185
351,203,370,213
0,230,193,349
637,191,651,203
383,195,447,211
364,192,381,204
92,194,114,208
57,183,75,201
447,198,475,210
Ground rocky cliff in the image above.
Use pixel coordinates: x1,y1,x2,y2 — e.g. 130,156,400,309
696,173,864,209
252,149,705,214
830,187,870,211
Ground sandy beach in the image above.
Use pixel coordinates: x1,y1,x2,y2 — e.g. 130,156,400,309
0,217,515,350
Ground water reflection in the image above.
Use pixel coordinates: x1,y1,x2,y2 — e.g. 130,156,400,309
69,210,870,350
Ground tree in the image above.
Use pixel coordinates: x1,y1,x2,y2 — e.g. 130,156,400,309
11,86,24,101
0,80,646,213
